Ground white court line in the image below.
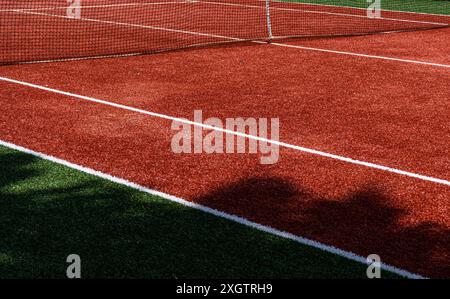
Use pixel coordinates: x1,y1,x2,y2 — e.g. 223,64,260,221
270,42,450,68
0,1,187,12
0,139,426,279
0,75,449,187
200,0,449,27
267,0,450,18
14,9,243,41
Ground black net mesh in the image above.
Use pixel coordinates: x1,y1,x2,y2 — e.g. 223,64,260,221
1,0,449,65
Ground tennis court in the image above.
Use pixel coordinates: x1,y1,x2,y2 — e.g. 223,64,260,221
2,0,450,64
0,0,449,279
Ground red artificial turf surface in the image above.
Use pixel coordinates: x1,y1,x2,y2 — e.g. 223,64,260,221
0,27,449,278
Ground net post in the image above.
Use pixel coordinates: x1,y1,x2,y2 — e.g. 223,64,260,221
265,0,273,42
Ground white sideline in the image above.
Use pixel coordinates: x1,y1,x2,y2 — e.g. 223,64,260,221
0,75,449,188
201,0,448,27
269,42,450,68
14,10,244,42
0,2,185,12
268,0,450,18
0,139,426,279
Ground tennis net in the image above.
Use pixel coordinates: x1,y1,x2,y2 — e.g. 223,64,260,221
1,0,449,65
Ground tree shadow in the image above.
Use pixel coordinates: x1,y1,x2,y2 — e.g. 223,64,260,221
1,148,448,278
0,149,393,278
195,176,450,278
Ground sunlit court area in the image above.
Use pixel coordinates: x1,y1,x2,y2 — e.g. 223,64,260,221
0,0,449,282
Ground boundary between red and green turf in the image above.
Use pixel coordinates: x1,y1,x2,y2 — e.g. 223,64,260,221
0,140,423,278
282,0,450,15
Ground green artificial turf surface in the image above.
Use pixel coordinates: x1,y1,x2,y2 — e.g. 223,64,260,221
0,145,402,278
286,0,450,15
